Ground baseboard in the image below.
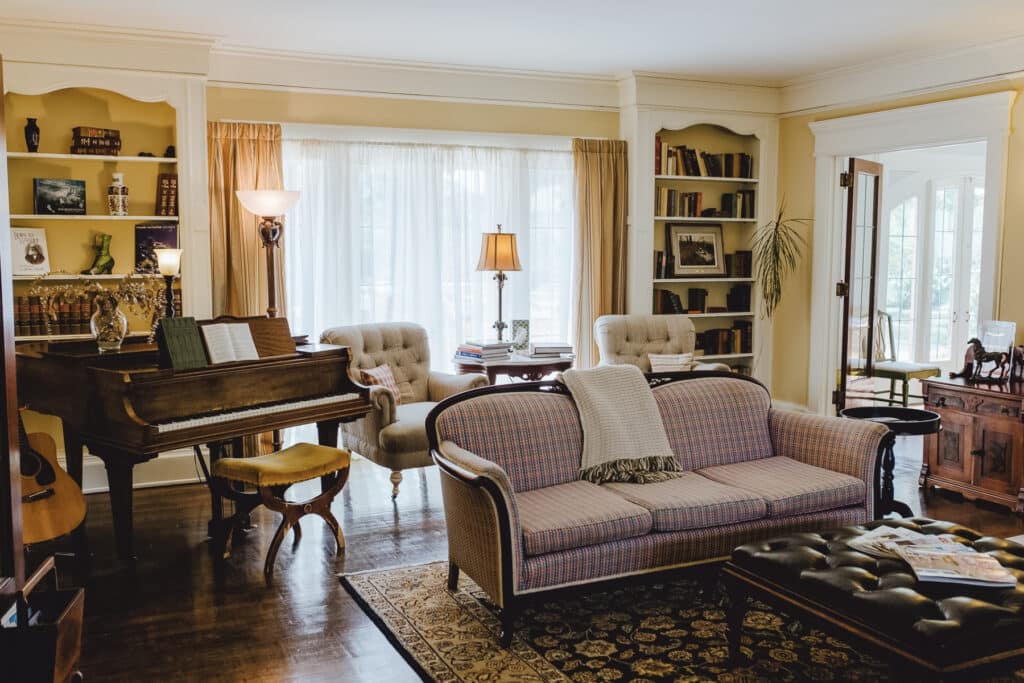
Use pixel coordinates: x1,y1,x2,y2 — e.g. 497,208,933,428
772,400,809,413
78,448,204,495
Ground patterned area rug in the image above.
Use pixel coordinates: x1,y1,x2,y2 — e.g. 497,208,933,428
343,561,961,682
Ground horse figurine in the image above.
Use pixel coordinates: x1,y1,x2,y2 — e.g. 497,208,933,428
961,337,1010,381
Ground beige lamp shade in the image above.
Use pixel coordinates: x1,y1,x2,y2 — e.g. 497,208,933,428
235,190,301,216
153,248,183,276
476,225,521,272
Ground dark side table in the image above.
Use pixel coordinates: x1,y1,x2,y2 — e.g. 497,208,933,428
453,354,573,384
840,406,941,518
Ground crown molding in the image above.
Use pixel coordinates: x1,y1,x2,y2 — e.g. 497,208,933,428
0,19,217,75
618,72,781,115
780,33,1024,116
208,46,621,111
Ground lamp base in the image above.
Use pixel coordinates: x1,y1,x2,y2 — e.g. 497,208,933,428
163,275,176,318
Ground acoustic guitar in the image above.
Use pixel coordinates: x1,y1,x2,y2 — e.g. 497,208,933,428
18,413,86,545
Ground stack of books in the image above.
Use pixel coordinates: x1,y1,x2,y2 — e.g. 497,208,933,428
71,126,122,156
528,342,573,359
455,340,513,363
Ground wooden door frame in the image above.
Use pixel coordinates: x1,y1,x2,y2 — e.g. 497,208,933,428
806,92,1015,415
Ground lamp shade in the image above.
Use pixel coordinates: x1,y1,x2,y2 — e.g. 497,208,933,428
154,248,183,276
235,190,300,217
476,228,521,272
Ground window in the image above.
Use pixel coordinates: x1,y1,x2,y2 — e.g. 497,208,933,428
885,197,917,360
281,129,575,367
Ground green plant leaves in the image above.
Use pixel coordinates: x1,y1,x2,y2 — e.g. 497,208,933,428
752,201,811,319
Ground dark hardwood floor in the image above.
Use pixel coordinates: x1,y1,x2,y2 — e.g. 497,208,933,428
42,439,1024,682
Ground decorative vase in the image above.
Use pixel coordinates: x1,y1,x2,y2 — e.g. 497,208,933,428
90,292,128,352
107,173,128,216
24,118,40,153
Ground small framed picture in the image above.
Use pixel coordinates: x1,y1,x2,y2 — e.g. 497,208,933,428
511,319,530,352
667,223,725,276
11,227,50,276
33,178,86,215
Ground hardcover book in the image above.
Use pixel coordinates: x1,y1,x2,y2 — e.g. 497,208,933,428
33,178,86,215
10,227,50,276
134,223,179,273
156,317,209,371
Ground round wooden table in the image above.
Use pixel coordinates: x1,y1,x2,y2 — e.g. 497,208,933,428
840,406,941,518
454,354,573,384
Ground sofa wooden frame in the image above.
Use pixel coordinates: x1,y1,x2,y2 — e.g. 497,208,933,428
426,371,894,646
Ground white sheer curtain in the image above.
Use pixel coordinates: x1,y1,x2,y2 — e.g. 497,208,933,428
281,131,575,368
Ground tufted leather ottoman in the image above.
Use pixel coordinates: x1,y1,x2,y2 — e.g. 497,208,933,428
722,518,1024,678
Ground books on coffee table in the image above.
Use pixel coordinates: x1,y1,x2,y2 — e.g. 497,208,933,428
896,547,1017,587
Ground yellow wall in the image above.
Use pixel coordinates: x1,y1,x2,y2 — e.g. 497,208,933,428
773,80,1024,407
207,86,620,138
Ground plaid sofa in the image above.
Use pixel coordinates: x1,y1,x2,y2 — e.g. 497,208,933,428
426,372,891,645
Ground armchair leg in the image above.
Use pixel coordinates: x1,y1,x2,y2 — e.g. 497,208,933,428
390,470,403,499
447,562,459,591
499,604,519,647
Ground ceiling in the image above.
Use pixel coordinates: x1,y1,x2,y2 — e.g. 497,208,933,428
3,0,1024,83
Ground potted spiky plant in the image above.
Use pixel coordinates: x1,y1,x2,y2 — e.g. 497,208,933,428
751,201,811,319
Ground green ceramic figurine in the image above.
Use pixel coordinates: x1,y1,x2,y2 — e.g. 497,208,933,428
82,233,115,275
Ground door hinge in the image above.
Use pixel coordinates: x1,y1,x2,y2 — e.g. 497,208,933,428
835,281,849,297
839,172,852,188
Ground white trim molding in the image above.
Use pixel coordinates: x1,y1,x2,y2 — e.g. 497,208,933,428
280,122,573,151
806,91,1016,415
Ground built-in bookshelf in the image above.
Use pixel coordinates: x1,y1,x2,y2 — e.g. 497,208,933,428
651,123,764,372
4,87,182,342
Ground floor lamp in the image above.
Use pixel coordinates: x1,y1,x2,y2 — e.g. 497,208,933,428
476,224,521,341
235,190,301,318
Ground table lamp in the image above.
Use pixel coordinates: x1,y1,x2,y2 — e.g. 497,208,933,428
476,224,521,341
154,248,182,318
235,189,301,317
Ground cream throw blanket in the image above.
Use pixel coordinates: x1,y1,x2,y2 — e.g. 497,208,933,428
560,365,681,484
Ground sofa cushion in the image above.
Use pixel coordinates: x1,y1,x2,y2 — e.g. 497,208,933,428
378,402,436,453
517,481,652,556
653,377,773,470
697,456,865,517
603,473,767,531
432,393,582,492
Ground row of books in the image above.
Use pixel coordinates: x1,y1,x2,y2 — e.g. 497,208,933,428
698,322,753,355
456,340,513,362
653,288,751,316
654,140,755,179
656,189,705,218
654,249,753,280
720,191,756,219
71,126,122,156
14,291,181,338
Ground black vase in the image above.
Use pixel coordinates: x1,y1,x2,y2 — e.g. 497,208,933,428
24,118,40,153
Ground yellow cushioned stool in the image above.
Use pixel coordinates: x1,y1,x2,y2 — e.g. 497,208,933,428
210,442,350,585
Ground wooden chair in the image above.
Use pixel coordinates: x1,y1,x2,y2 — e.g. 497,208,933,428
210,443,350,585
850,311,941,407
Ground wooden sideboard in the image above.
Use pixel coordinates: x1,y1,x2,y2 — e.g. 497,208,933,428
921,377,1024,513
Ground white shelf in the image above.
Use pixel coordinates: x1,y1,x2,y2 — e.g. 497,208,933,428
655,175,757,183
11,214,177,221
698,353,754,361
15,331,151,343
655,216,757,223
13,273,161,281
687,311,753,318
7,152,176,163
654,277,754,284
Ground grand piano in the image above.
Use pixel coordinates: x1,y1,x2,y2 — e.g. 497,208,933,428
16,317,372,562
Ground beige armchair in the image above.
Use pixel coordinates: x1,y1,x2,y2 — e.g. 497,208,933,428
320,322,488,498
594,314,732,372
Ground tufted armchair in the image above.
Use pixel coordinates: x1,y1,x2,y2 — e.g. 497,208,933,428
594,314,732,372
320,322,488,498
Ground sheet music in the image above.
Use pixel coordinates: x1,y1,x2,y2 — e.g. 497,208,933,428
201,323,260,364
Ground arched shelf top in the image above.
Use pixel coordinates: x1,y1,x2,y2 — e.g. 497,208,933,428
1,62,190,110
657,122,761,141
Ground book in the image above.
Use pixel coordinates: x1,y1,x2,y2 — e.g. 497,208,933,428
33,178,86,215
896,547,1016,587
846,525,969,560
156,317,209,370
156,173,179,217
201,323,260,364
11,227,50,276
135,223,179,273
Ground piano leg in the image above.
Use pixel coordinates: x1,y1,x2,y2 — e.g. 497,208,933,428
316,419,341,494
62,428,92,578
101,458,137,563
205,442,225,539
63,430,84,487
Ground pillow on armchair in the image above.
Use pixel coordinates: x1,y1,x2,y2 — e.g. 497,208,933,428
648,353,695,373
360,365,402,405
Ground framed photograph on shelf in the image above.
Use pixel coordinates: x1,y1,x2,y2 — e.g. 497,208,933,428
11,227,50,276
666,223,725,276
134,222,179,273
33,178,86,215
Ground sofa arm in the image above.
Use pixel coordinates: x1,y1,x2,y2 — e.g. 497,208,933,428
428,371,489,402
434,441,523,605
769,408,890,516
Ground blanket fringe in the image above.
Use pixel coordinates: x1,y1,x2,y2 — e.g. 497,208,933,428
579,455,682,484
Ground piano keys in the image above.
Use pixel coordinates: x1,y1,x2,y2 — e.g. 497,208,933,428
16,318,372,562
